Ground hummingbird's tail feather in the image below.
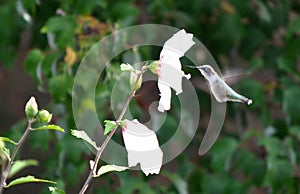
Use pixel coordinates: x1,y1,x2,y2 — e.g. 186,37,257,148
245,98,252,105
239,95,252,105
227,93,253,105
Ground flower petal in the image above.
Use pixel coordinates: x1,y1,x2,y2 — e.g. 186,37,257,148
157,29,195,112
122,119,163,176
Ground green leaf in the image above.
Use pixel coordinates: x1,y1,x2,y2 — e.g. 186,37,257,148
8,160,38,178
260,136,285,158
2,147,10,161
0,137,17,145
119,120,126,129
229,147,266,186
238,79,264,107
48,75,73,102
257,1,271,23
283,87,300,123
286,18,300,40
104,120,118,135
210,137,238,172
32,125,65,133
265,159,293,192
5,175,56,188
70,130,98,150
277,55,295,73
163,172,188,194
49,186,66,194
289,126,300,141
40,16,76,49
212,14,245,51
94,164,128,177
24,49,44,83
120,63,134,72
110,1,139,25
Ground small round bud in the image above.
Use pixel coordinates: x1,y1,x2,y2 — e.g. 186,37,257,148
148,61,160,75
37,109,52,123
25,96,38,119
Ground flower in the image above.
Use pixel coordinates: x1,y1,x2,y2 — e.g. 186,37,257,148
121,119,163,176
156,29,195,112
25,96,38,119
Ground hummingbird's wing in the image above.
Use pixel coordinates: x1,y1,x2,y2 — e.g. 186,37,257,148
221,70,251,85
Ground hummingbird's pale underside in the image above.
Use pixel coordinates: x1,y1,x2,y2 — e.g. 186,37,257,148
191,65,252,105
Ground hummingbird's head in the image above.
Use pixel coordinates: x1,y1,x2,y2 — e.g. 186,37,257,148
197,65,216,78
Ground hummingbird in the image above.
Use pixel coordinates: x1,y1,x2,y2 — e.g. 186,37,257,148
188,65,252,105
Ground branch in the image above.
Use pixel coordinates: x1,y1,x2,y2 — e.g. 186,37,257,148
79,68,145,194
0,120,33,194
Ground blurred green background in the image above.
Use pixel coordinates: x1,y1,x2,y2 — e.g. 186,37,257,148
1,0,300,193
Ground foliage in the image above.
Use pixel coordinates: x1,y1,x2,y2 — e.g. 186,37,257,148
1,0,300,193
0,97,64,193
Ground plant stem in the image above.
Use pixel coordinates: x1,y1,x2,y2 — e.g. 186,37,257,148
79,69,144,194
0,120,33,194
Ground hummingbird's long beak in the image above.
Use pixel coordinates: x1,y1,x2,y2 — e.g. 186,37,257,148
185,65,199,69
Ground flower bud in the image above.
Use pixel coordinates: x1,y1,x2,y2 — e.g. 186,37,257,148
25,96,38,119
37,109,52,123
148,60,160,75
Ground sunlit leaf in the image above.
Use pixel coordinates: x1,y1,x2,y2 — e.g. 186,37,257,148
8,160,38,178
104,120,118,135
5,176,56,188
0,137,17,145
70,130,98,150
94,164,128,177
32,125,65,133
120,63,134,72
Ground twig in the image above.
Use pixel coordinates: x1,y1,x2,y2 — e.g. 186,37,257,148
0,119,33,194
79,68,145,194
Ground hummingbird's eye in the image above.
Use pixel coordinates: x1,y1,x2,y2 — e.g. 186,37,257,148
204,68,210,74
